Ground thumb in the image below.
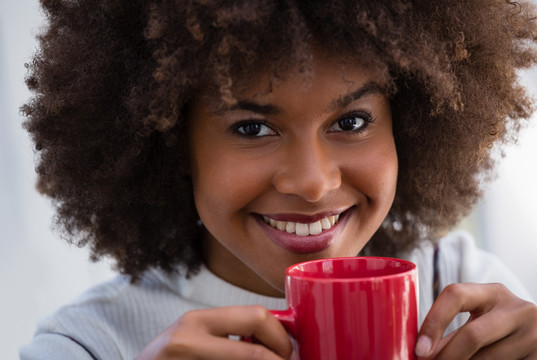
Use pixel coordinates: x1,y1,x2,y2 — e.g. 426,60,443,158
415,328,458,359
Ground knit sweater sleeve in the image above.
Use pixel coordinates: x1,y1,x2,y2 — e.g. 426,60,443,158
18,271,184,360
19,333,98,360
19,266,288,360
19,278,132,360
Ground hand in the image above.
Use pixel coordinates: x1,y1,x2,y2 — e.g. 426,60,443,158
134,305,293,360
415,283,537,359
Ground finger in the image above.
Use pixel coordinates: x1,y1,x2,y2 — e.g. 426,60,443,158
470,332,537,360
416,283,507,357
175,335,288,360
416,330,457,360
470,301,537,360
183,306,292,358
138,325,284,360
433,311,517,360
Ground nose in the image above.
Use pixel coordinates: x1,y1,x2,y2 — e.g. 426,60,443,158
273,138,341,202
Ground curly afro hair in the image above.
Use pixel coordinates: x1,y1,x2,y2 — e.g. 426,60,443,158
22,0,537,279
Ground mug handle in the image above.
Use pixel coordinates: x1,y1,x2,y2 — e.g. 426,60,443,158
241,308,297,343
269,309,298,338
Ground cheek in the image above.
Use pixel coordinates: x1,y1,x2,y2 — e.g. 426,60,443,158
190,148,272,222
345,139,398,207
373,146,398,202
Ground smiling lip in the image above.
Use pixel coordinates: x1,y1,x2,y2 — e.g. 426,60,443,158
256,208,352,253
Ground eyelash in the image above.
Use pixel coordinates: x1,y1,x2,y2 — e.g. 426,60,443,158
328,111,374,134
230,111,374,139
231,119,276,138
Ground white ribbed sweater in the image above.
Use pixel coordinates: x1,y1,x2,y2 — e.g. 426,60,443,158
19,231,533,360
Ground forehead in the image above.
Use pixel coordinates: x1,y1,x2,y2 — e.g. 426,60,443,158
203,50,390,111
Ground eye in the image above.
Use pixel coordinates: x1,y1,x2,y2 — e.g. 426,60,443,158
329,112,371,133
232,120,276,137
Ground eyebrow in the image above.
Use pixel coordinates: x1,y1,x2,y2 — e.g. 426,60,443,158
222,81,385,115
328,81,385,111
230,101,281,115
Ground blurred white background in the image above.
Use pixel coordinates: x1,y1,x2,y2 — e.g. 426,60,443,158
1,0,536,359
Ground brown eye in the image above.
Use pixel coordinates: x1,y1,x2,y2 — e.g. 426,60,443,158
329,112,370,132
339,117,364,131
233,120,276,137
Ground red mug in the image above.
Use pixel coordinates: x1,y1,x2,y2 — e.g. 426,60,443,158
271,257,418,360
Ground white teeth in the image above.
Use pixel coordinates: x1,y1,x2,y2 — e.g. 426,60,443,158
276,221,286,231
285,222,296,233
295,223,309,237
320,217,331,230
263,214,342,236
329,215,339,226
309,221,322,235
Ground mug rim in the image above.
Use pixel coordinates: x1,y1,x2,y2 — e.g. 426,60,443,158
285,256,417,282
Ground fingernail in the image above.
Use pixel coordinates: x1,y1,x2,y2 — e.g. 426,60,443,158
415,335,432,357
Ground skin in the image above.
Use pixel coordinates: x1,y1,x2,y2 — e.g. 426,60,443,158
189,52,397,297
416,283,537,359
135,51,537,359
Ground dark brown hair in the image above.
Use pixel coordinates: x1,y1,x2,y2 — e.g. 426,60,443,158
23,0,537,279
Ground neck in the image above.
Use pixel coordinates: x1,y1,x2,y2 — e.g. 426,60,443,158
202,230,285,298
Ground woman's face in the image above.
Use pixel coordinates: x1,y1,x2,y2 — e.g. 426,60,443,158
188,52,398,296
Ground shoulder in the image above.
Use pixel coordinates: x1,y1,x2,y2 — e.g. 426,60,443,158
401,230,534,329
436,230,533,301
410,230,534,302
20,268,192,359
